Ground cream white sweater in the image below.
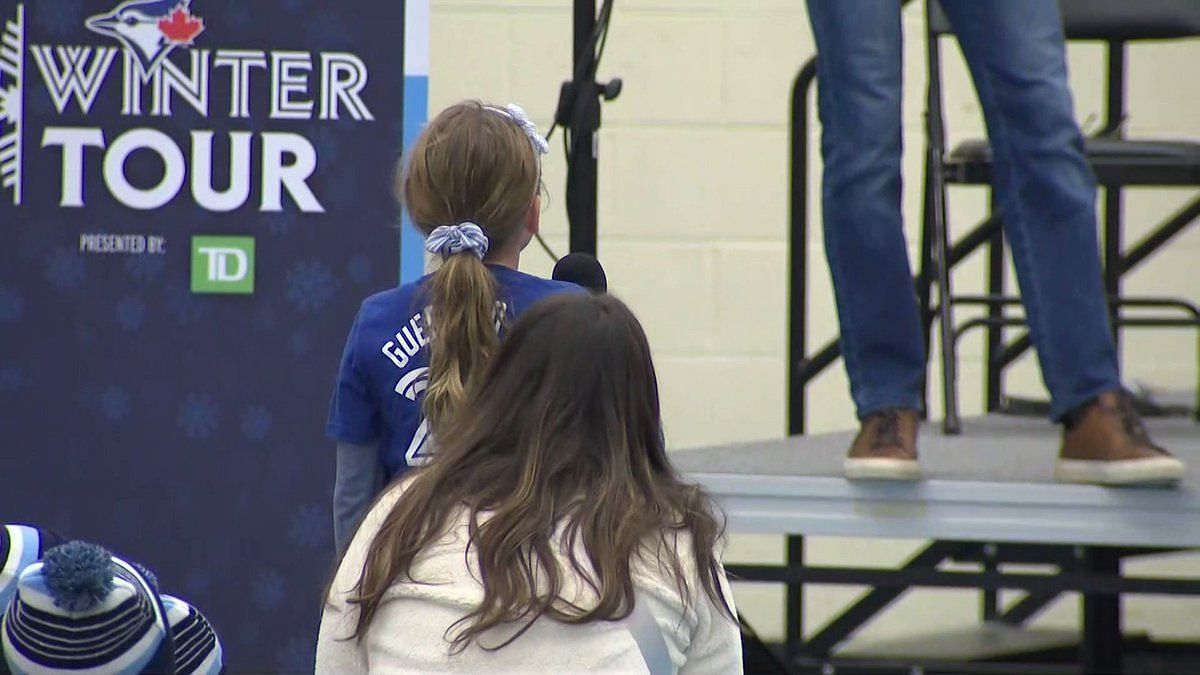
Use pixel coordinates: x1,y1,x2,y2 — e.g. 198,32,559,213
316,487,743,674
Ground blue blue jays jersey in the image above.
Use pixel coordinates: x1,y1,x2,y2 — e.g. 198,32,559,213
326,265,581,477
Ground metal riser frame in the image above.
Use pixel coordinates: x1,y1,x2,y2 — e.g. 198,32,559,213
728,541,1200,675
782,8,1200,673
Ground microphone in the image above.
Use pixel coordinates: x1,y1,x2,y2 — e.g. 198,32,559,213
552,252,607,293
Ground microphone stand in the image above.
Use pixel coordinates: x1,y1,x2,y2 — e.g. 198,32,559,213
557,0,620,256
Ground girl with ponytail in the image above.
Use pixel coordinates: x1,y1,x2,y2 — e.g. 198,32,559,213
326,101,580,552
318,294,742,674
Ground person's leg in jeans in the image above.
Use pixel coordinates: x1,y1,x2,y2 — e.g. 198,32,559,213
940,0,1182,484
806,0,923,480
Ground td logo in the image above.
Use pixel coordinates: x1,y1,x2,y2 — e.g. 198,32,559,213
191,236,255,294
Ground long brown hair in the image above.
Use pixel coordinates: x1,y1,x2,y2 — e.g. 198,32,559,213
401,100,541,434
344,294,732,651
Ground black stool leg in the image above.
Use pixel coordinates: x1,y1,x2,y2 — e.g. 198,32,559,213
927,133,960,435
1104,186,1123,364
924,28,961,435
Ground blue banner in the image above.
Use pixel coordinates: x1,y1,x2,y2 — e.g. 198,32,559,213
0,1,405,670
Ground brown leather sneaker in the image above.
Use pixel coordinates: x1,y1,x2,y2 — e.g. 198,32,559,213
845,409,922,481
1056,390,1184,486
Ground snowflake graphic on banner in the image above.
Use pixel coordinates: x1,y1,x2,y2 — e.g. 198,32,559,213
115,296,146,332
0,81,15,127
251,569,286,611
0,79,17,128
347,255,372,285
306,7,352,46
327,165,362,212
172,482,194,509
125,254,167,282
267,447,302,486
238,621,262,648
26,83,53,118
0,4,23,206
99,386,131,422
18,226,47,261
289,330,311,358
0,287,22,323
277,636,316,674
33,0,81,35
166,284,209,325
285,259,336,312
289,504,327,548
313,126,342,164
267,214,296,237
252,304,277,332
0,367,26,393
183,569,214,598
113,501,143,543
45,249,85,290
224,3,251,31
241,405,272,441
178,393,220,439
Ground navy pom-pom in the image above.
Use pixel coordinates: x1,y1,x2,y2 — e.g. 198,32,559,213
42,542,115,612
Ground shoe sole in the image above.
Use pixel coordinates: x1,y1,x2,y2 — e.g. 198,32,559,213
1054,457,1185,486
845,458,922,481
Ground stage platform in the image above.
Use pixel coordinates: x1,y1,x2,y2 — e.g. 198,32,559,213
672,415,1200,549
673,415,1200,673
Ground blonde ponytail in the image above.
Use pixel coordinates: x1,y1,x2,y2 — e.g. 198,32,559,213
400,100,542,436
422,253,499,435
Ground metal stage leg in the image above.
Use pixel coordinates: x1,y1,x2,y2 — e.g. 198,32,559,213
803,541,960,657
1102,42,1126,362
740,615,797,675
919,145,938,418
1081,547,1123,674
1105,186,1124,357
785,535,805,659
1000,590,1061,626
982,546,1000,622
985,192,1005,413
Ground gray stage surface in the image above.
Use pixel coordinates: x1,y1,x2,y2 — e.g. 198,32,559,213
671,415,1200,548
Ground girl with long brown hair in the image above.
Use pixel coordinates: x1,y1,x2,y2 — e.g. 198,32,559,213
326,101,581,553
317,294,743,674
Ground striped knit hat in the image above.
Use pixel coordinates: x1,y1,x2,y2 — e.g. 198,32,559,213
1,541,220,674
161,596,223,675
1,526,63,613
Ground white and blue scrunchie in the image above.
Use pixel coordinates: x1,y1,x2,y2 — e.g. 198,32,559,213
425,222,490,259
486,103,550,155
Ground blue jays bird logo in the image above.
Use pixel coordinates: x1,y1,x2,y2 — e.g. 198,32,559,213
85,0,205,76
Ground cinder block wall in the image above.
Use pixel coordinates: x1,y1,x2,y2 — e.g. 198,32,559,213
429,0,1200,644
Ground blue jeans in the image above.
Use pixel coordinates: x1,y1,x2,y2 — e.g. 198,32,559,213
806,0,1120,422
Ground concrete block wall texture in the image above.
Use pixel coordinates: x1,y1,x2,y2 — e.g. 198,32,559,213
427,0,1200,644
